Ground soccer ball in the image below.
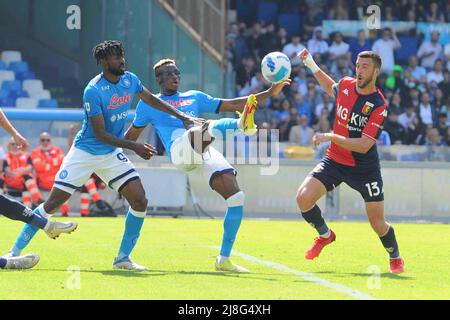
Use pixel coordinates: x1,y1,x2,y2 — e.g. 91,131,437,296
261,52,292,84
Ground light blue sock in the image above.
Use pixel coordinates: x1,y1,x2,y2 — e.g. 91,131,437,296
209,119,239,139
220,204,244,258
116,209,145,261
10,206,46,256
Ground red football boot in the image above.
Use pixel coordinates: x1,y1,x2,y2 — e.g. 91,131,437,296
389,257,405,273
305,230,336,260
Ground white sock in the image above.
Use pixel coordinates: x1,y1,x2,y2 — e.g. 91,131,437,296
218,255,229,264
43,221,51,231
320,229,331,238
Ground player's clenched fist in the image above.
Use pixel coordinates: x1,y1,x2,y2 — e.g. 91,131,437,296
297,48,320,73
132,142,157,160
312,133,332,146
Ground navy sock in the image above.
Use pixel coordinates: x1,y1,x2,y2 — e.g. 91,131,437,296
0,257,6,269
379,226,400,258
301,204,330,236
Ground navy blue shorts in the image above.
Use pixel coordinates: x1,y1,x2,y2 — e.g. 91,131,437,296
309,157,384,202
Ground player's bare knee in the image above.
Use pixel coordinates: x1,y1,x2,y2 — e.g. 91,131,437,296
131,196,148,212
296,187,314,212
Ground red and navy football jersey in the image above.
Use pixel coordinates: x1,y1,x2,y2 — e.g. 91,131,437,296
327,76,388,168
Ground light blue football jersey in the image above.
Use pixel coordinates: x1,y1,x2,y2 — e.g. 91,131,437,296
133,90,221,159
74,71,143,155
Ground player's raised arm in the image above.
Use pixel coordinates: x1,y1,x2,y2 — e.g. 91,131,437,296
138,86,204,128
219,79,291,113
298,49,336,97
0,109,29,150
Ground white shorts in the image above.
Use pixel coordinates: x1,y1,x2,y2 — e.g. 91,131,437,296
170,129,236,189
54,147,140,194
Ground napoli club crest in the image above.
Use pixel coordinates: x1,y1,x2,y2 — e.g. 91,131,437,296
362,102,374,115
59,170,68,179
122,78,131,88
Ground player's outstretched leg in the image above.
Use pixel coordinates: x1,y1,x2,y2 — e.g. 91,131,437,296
113,179,148,271
0,254,40,270
8,188,77,257
366,202,404,273
211,173,249,273
297,176,335,260
208,94,258,139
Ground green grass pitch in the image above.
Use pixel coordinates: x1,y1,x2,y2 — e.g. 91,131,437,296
0,217,449,300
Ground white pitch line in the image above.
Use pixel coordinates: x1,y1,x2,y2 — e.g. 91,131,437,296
212,246,376,300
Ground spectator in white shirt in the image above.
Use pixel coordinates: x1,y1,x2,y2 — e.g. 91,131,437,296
419,92,434,125
307,27,329,59
329,32,350,62
398,105,416,129
426,59,445,85
372,27,401,74
444,43,450,71
417,31,442,70
407,56,427,84
282,34,305,68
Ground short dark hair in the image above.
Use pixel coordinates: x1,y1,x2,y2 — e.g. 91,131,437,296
92,40,124,65
357,51,382,69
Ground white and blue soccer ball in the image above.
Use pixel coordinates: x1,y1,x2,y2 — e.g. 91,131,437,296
261,52,291,84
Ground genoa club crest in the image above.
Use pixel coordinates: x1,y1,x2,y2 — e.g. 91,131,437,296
362,101,374,115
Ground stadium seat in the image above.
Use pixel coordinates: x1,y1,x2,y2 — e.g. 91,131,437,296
15,71,36,81
277,13,301,37
16,97,38,109
22,79,44,97
0,97,16,107
8,89,29,100
1,80,21,92
8,61,28,73
257,1,279,24
236,0,258,23
396,36,418,64
38,98,58,108
33,89,51,100
0,89,8,99
0,70,15,87
0,51,22,64
0,61,6,70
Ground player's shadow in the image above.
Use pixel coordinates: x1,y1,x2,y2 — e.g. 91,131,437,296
97,269,281,282
313,271,415,280
33,268,284,281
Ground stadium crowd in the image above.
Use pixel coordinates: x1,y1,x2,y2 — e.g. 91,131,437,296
226,0,450,148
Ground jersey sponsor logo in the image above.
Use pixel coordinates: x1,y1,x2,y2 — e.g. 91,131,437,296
337,104,349,121
362,101,374,115
350,112,369,128
342,88,349,96
380,109,388,117
165,98,193,108
101,85,110,91
110,111,128,122
107,93,131,109
59,170,68,179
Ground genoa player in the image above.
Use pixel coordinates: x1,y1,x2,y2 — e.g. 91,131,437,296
296,49,404,273
6,41,201,271
0,109,77,270
125,59,290,272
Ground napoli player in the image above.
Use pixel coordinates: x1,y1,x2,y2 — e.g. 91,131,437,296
6,41,200,271
296,49,404,273
125,59,290,272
